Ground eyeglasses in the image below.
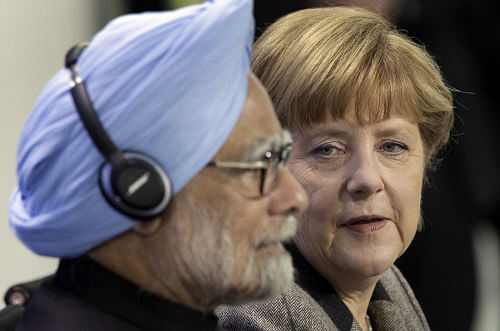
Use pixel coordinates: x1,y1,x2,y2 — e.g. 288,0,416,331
208,143,292,196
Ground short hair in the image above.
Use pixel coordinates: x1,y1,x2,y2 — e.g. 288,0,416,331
251,6,453,167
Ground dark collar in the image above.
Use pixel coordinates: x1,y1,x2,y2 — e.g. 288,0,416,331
287,244,391,331
55,256,218,331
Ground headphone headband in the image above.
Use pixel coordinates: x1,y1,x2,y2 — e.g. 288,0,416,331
66,44,120,159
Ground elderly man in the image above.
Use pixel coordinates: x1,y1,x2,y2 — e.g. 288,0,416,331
8,1,307,330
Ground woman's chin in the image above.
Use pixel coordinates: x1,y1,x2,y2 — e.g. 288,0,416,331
330,246,401,279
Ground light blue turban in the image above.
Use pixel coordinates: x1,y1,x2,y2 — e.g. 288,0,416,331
9,0,254,258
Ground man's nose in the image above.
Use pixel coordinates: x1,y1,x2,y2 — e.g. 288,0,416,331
269,167,308,216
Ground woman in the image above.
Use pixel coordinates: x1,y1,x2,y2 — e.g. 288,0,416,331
217,6,453,331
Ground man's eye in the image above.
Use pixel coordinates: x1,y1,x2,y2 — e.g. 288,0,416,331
312,144,342,156
380,141,408,153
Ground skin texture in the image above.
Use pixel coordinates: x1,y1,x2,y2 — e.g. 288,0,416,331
290,103,424,328
89,73,308,312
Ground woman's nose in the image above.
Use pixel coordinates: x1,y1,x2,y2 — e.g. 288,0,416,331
346,152,384,198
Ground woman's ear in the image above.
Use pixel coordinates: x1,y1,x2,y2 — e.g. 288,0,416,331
133,217,163,236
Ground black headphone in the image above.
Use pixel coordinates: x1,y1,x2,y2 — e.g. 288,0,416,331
65,43,172,220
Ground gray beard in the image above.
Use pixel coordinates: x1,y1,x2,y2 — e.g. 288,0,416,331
149,194,296,308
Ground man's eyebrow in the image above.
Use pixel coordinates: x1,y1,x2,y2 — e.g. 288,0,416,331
239,130,291,162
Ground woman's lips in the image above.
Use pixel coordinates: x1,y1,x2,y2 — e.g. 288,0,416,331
342,218,388,233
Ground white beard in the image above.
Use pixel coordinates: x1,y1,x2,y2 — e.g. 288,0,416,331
146,194,297,308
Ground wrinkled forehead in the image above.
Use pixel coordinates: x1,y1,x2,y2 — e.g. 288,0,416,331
295,94,421,134
338,96,419,124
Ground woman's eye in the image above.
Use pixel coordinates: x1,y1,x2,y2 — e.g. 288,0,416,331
380,141,408,153
312,144,342,156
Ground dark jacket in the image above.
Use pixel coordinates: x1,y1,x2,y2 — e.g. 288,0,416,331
16,257,218,331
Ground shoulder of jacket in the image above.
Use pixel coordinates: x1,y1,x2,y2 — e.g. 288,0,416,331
216,283,338,331
379,265,430,331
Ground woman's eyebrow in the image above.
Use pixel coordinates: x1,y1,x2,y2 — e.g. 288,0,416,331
301,128,351,141
375,128,413,138
373,121,418,140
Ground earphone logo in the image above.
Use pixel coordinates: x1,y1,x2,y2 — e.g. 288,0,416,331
127,172,151,197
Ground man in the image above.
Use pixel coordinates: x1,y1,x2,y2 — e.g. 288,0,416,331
8,0,307,330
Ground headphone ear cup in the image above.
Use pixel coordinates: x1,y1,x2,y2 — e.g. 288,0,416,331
99,152,172,220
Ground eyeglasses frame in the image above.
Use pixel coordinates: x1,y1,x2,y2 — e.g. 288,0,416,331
207,143,292,195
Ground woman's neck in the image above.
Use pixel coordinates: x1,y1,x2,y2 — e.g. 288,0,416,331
328,273,379,331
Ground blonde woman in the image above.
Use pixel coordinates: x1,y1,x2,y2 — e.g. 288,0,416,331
218,6,453,331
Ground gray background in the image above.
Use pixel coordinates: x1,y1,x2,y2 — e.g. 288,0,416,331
0,0,128,304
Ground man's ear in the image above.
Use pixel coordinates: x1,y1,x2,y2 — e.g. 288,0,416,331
133,217,163,236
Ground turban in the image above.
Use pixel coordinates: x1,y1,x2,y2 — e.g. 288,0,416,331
9,0,254,257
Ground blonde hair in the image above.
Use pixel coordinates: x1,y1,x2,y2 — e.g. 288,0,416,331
251,6,453,167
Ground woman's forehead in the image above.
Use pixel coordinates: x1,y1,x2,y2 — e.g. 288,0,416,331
295,112,419,136
292,98,420,133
